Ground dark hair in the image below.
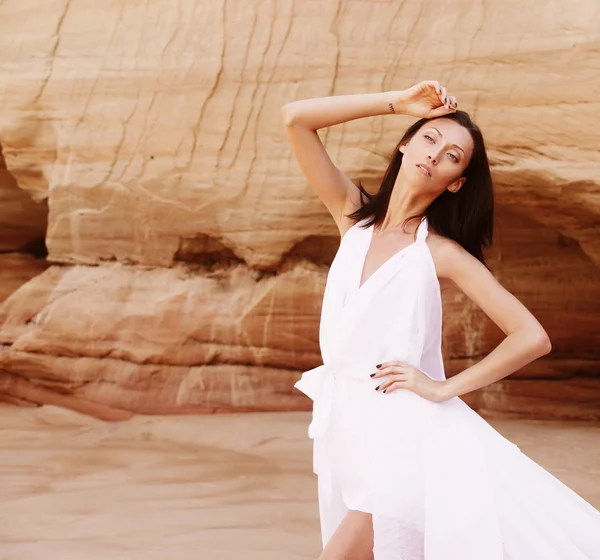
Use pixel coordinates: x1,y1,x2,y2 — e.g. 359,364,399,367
346,110,494,268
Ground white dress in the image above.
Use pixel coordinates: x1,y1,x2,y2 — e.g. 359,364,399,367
294,215,600,560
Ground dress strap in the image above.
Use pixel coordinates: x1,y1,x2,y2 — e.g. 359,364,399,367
416,215,429,241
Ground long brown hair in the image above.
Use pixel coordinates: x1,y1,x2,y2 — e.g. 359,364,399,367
346,110,494,268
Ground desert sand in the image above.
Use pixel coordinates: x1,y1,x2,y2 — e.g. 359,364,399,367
0,404,599,559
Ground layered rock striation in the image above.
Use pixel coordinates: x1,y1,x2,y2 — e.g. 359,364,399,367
0,0,598,419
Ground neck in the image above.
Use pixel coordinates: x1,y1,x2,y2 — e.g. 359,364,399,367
378,174,435,233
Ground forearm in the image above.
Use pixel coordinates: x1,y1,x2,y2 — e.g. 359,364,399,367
439,330,552,400
281,91,398,130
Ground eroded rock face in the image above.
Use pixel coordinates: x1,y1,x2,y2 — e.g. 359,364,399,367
0,262,325,419
0,148,49,305
0,0,598,419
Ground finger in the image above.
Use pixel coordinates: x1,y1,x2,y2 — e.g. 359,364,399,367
372,361,393,375
375,374,406,391
370,364,407,378
449,95,457,108
439,86,447,105
424,80,441,95
382,381,407,394
374,360,401,372
428,104,455,118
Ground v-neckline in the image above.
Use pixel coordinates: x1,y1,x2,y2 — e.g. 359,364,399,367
357,219,424,292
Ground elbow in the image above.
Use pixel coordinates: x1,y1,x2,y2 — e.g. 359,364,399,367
534,330,552,356
280,103,296,127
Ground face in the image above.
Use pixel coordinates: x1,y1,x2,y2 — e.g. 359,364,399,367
399,118,474,194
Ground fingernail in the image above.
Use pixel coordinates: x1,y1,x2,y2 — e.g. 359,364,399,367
375,385,380,391
370,373,376,378
383,389,387,393
376,364,382,368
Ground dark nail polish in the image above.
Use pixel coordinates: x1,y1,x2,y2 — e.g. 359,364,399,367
383,389,387,393
375,385,380,391
376,364,382,368
370,373,376,378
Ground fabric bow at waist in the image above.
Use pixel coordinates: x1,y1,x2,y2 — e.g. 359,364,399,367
295,359,369,439
294,364,337,439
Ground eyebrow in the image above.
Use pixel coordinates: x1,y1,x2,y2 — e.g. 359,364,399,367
425,127,465,155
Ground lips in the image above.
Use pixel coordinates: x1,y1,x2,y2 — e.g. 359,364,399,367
416,163,432,177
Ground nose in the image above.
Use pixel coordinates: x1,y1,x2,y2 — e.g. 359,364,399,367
428,154,437,164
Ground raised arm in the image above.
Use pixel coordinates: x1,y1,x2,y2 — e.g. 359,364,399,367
281,82,456,235
281,92,398,234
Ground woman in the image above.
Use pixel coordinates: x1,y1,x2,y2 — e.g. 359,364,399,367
281,81,600,560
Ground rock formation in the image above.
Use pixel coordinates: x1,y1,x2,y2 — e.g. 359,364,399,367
0,0,598,420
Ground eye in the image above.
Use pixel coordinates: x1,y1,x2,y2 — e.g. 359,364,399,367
425,133,459,162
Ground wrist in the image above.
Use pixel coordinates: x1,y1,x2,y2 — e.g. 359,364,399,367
436,379,456,402
383,90,409,115
380,91,403,115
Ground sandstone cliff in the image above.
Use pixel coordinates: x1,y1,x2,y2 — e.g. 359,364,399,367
0,0,598,419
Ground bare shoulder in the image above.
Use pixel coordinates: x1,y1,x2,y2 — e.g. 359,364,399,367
426,232,466,276
425,231,489,291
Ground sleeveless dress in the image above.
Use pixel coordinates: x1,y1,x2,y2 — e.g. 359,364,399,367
294,215,600,560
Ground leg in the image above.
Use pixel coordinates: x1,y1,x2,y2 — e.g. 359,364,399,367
318,509,374,560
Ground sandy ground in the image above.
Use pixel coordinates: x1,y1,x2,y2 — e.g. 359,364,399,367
0,405,599,560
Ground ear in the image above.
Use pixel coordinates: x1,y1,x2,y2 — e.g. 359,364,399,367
448,177,466,193
399,142,407,154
